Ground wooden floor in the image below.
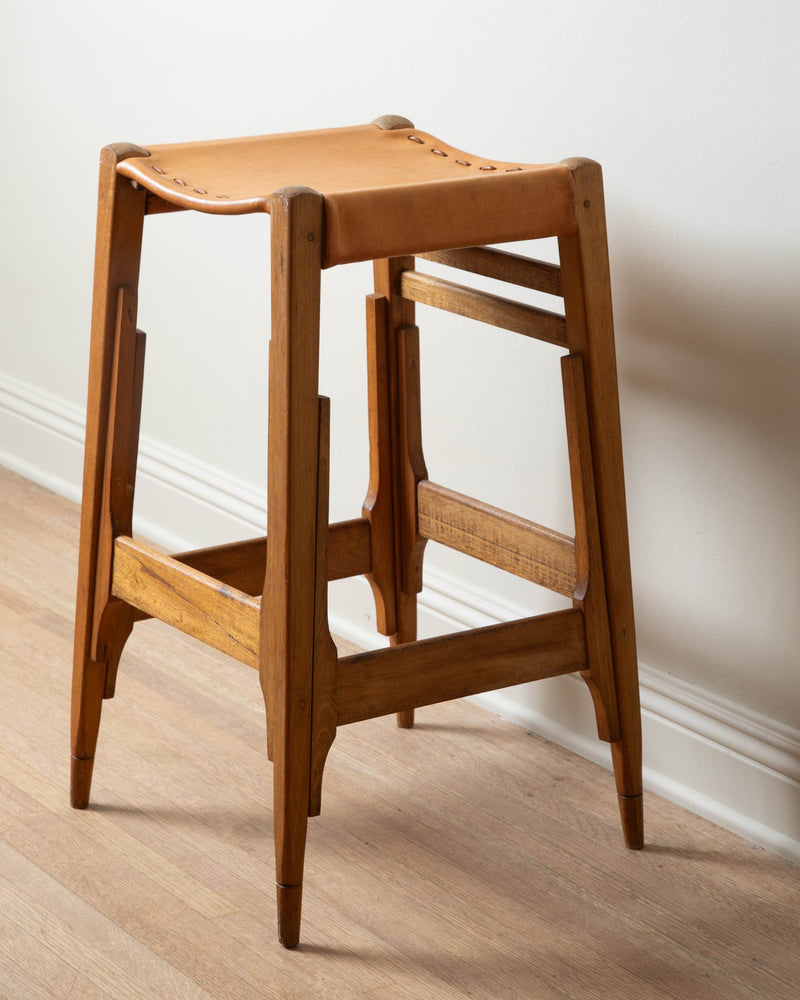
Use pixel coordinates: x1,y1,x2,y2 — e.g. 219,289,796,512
0,466,798,1000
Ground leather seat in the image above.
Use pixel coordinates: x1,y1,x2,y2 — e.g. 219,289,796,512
116,118,577,266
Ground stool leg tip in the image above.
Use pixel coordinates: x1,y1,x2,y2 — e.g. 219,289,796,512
70,755,95,809
396,710,415,729
618,793,644,850
276,883,303,948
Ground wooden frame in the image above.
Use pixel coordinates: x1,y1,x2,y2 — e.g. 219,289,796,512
400,270,568,347
417,480,578,598
71,144,642,949
71,148,146,809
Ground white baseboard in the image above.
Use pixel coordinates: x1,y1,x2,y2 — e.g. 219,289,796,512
2,371,798,866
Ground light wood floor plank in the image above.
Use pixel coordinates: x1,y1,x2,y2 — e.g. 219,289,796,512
0,465,798,999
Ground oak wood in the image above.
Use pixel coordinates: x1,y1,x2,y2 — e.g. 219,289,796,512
336,609,586,725
373,260,428,599
391,591,419,729
111,536,260,667
562,355,621,742
417,479,578,597
559,159,643,844
419,246,563,297
89,290,145,700
309,397,338,817
127,517,371,624
71,152,146,808
400,269,568,347
260,187,326,947
393,323,428,596
171,535,270,596
373,257,428,729
362,293,398,635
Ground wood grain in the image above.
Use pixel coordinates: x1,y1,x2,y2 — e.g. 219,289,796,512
419,246,563,297
373,257,428,729
400,269,568,347
71,151,146,809
309,397,338,817
261,186,326,947
111,535,260,667
127,517,372,620
562,355,621,743
336,610,586,725
417,479,577,597
362,292,398,635
558,159,643,844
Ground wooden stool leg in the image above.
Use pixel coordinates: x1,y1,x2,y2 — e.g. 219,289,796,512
559,159,643,849
71,150,146,808
260,187,325,947
392,593,418,728
371,258,428,729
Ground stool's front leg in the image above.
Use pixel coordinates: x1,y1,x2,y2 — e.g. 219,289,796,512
71,150,146,808
559,159,643,849
260,187,325,948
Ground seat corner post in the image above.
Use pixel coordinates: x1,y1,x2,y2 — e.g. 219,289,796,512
261,185,325,946
71,145,147,809
558,161,643,849
372,256,428,729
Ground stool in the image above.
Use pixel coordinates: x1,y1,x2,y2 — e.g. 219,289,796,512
71,116,643,948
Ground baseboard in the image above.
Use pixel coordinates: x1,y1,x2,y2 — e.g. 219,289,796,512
2,371,798,865
0,372,264,550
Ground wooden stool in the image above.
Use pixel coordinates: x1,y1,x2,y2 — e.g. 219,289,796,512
71,116,643,948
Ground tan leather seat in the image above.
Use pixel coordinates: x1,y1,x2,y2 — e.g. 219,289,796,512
116,118,577,266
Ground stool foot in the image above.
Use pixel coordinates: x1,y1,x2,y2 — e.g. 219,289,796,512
70,755,95,809
618,793,644,850
392,593,418,729
70,652,108,809
276,883,303,948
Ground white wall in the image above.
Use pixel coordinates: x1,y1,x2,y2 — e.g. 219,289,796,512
2,1,798,860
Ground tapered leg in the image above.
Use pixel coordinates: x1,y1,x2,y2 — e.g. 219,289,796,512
562,353,620,746
559,159,643,848
260,187,325,947
391,593,418,728
71,149,146,808
370,259,428,729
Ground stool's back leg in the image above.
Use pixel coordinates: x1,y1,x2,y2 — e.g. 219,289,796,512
372,258,428,728
558,159,644,848
71,151,146,809
261,187,325,947
363,292,398,637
